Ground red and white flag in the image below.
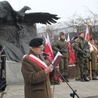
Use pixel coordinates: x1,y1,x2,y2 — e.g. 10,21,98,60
67,34,76,67
85,24,95,52
44,34,54,62
85,24,91,42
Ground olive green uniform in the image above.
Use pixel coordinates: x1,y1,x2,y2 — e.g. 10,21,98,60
72,41,80,80
52,39,69,77
73,36,90,81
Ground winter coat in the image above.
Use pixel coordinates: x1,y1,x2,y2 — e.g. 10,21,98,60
73,36,90,58
21,50,52,98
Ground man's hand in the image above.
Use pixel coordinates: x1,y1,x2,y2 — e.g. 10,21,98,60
45,65,54,74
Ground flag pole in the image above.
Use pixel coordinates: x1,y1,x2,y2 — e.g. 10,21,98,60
44,34,80,98
43,53,80,98
89,60,92,80
85,24,93,80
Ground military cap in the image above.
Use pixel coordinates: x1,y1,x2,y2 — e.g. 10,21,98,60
29,38,43,47
59,32,65,36
73,36,78,40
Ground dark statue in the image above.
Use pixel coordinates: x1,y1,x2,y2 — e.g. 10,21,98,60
0,1,59,62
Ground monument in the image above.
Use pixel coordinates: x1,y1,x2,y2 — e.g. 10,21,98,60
0,1,59,62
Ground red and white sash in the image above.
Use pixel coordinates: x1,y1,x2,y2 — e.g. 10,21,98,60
28,54,47,69
92,44,98,52
89,42,98,53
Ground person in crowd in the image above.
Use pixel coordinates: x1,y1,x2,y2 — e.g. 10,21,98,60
73,31,90,82
21,38,54,98
0,45,6,91
89,37,98,80
52,32,69,82
71,36,81,81
0,45,6,78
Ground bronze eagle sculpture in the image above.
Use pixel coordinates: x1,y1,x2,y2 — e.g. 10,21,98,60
0,1,59,26
0,1,60,62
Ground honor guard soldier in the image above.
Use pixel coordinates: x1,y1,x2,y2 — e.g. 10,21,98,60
73,31,90,82
52,32,69,82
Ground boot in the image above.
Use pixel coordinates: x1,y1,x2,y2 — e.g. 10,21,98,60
92,77,98,80
75,76,81,81
80,75,85,82
75,78,81,81
92,70,98,80
83,74,90,82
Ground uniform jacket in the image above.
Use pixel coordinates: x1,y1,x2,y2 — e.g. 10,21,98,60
73,37,90,58
52,39,69,58
21,50,52,98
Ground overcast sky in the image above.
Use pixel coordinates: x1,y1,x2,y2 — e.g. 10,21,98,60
1,0,98,26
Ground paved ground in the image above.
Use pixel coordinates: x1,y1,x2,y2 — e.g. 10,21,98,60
1,79,98,98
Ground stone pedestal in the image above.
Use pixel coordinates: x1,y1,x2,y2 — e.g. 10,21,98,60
6,60,24,85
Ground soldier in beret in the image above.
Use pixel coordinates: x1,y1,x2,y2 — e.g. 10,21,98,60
21,38,54,98
71,36,80,81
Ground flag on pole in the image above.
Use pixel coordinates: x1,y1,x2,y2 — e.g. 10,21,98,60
85,24,93,80
85,24,91,42
66,33,70,42
85,24,94,52
44,34,61,84
44,34,54,62
67,34,76,67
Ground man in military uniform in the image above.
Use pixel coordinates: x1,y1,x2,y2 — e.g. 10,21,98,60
52,32,69,82
71,36,80,81
73,31,90,82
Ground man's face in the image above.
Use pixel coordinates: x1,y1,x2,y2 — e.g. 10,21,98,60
80,33,84,38
32,45,44,55
60,35,65,39
74,38,78,42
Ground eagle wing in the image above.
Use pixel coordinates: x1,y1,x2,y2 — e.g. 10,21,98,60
23,12,60,24
0,1,60,25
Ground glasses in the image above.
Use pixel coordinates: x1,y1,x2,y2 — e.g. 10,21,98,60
38,46,44,49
